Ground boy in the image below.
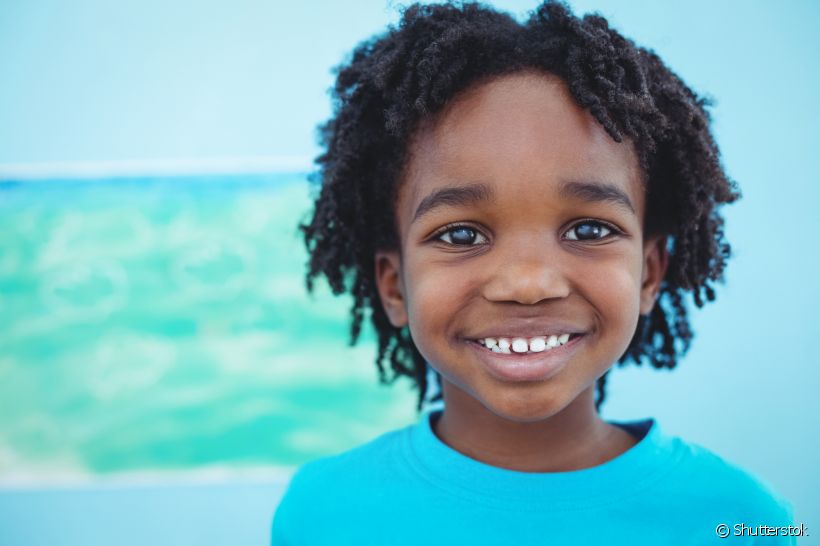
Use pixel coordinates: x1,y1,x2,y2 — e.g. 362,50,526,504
273,2,796,543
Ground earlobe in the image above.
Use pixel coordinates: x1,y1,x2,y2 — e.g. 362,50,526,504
374,250,408,327
640,235,669,315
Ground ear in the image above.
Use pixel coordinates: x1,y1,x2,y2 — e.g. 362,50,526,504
640,235,669,315
374,250,408,327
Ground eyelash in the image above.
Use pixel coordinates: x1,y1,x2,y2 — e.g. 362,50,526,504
432,219,623,246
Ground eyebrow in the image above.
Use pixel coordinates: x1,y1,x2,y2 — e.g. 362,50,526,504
412,183,493,223
558,180,636,215
410,179,636,223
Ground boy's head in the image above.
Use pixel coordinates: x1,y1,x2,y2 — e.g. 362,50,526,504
301,1,739,415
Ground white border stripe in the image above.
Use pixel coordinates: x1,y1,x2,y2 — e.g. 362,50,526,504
0,465,298,490
0,156,314,180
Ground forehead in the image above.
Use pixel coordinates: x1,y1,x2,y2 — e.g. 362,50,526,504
398,71,644,219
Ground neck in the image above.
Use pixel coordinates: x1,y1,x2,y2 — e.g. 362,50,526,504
432,383,636,473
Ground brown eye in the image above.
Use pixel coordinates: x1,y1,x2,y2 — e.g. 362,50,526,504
565,221,613,241
438,226,488,246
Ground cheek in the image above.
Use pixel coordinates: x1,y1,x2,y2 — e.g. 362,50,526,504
568,244,640,297
403,259,473,350
583,254,643,326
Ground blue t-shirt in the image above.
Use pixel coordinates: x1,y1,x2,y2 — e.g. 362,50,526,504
272,410,796,545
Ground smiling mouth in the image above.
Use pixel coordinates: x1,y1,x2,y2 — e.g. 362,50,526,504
466,333,586,382
470,333,584,355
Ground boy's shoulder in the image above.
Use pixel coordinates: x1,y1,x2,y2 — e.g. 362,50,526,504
282,423,413,497
272,426,412,545
661,428,795,524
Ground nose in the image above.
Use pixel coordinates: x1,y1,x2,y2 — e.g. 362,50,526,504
481,236,571,305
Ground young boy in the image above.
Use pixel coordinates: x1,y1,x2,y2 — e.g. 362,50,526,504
272,1,796,543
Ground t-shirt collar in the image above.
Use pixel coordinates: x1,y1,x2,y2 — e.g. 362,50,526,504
403,408,683,510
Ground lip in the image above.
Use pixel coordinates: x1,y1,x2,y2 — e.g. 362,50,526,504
468,318,586,340
467,334,585,382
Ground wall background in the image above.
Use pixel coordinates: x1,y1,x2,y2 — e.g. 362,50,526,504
1,1,818,544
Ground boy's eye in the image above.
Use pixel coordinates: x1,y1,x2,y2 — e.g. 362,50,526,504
564,220,614,241
437,226,488,246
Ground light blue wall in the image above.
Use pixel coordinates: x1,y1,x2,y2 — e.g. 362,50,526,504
0,0,398,163
1,0,818,542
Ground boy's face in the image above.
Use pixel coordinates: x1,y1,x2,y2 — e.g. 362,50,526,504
375,71,667,422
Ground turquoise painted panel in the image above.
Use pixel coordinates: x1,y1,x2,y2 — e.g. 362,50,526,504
0,174,416,479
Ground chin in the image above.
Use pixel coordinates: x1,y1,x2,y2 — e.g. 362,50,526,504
483,390,572,423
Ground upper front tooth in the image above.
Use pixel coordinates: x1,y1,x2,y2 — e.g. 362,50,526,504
547,335,559,347
511,338,528,353
529,337,546,352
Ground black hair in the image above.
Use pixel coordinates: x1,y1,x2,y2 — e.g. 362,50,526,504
300,0,739,413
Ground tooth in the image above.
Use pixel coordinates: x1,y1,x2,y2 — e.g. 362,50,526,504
491,345,502,353
547,335,559,347
529,337,546,352
511,338,528,353
558,333,570,344
484,337,497,349
497,339,512,354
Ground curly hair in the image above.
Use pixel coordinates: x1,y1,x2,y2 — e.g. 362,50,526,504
300,0,739,413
